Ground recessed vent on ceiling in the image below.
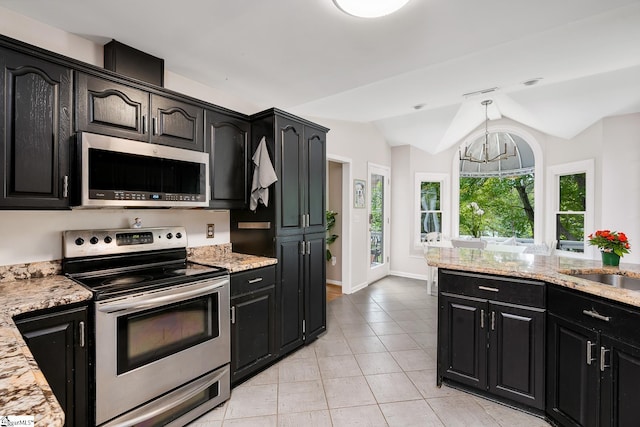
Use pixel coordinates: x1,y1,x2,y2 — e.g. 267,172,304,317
462,87,499,99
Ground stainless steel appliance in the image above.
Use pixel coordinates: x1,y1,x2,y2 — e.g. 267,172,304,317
72,132,209,208
63,226,230,427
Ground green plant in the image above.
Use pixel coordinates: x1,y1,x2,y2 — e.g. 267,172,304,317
326,210,339,261
588,230,631,257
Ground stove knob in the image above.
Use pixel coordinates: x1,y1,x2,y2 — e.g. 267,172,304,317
90,236,99,245
166,233,173,239
175,232,182,239
75,237,84,246
104,236,113,244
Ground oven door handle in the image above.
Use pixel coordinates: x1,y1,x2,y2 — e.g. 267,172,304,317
101,365,229,427
97,278,229,313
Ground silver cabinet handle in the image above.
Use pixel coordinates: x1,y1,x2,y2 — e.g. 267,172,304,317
63,175,69,198
79,321,86,348
231,306,236,324
478,286,499,292
300,241,306,255
248,277,263,284
480,309,485,329
142,115,147,134
586,340,596,365
491,311,496,331
153,117,158,135
582,309,611,322
600,347,610,371
306,241,311,255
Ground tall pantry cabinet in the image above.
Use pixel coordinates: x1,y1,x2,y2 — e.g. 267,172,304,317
231,108,328,356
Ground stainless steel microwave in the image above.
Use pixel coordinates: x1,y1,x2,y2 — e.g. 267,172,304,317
73,132,209,208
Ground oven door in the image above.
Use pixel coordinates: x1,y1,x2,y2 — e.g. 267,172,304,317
94,276,230,426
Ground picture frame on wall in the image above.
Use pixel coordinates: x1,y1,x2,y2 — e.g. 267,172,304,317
354,179,366,208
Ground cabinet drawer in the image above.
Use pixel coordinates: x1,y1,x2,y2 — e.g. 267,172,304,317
231,265,276,297
439,269,545,308
548,285,640,345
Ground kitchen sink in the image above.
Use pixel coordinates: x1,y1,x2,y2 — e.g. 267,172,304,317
570,273,640,291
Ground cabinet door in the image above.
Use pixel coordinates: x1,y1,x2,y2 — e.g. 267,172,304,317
303,126,326,234
599,336,640,427
230,284,277,386
304,232,326,342
205,110,249,208
0,49,72,208
489,302,545,409
76,73,148,141
438,293,487,390
15,306,89,427
150,94,204,150
276,117,304,234
276,235,305,354
546,313,599,427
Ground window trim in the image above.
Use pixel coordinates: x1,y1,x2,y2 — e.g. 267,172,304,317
546,159,595,258
415,173,449,249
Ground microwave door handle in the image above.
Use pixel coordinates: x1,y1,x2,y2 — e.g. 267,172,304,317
97,278,229,313
102,365,229,427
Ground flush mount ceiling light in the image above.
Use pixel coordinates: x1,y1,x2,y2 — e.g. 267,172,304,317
460,100,517,164
333,0,411,18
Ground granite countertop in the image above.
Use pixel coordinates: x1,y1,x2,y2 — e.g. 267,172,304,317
0,275,93,426
188,247,277,273
426,247,640,307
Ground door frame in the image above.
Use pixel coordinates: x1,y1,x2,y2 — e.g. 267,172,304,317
327,154,353,294
367,162,390,284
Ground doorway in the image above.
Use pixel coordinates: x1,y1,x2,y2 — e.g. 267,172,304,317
368,163,390,284
327,155,352,294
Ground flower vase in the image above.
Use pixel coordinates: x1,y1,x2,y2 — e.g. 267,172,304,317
601,251,620,267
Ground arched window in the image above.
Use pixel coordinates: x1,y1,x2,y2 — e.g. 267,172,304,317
451,126,544,245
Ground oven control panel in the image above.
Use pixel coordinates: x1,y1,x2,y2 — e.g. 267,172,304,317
63,226,187,258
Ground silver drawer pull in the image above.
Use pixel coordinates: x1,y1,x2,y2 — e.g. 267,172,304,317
248,277,263,284
480,309,485,329
478,286,499,292
582,309,611,322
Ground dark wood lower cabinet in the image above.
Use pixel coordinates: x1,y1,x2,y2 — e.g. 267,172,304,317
14,305,89,427
437,270,546,411
230,266,278,386
547,285,640,427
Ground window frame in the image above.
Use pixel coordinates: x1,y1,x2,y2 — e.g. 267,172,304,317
546,159,595,258
415,173,449,249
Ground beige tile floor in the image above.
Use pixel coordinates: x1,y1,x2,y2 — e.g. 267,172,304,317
188,275,551,427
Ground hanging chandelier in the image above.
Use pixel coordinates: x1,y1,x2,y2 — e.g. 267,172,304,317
460,100,517,164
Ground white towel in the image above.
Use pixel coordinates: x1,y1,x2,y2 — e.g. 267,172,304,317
250,136,278,211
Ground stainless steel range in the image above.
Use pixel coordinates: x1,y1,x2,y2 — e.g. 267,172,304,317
63,226,230,427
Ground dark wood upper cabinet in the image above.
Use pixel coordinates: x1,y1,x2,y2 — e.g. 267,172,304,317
0,47,72,208
76,73,204,151
205,109,249,209
76,72,148,141
150,94,203,151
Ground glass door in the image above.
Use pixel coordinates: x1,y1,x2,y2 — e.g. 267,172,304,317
368,164,390,283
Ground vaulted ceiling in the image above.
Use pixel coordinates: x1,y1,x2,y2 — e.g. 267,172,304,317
2,0,639,154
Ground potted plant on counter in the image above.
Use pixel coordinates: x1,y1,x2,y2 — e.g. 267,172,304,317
588,229,631,267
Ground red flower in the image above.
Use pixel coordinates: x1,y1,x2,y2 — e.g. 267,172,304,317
588,229,631,257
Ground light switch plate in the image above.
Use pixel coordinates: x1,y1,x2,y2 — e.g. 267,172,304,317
206,224,215,238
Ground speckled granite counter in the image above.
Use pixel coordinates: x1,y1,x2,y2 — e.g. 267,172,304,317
189,248,278,273
0,275,92,426
426,247,640,307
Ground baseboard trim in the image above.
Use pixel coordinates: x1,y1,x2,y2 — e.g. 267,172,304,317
326,279,342,286
388,270,429,281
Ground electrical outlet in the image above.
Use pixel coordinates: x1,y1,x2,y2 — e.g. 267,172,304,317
206,224,215,238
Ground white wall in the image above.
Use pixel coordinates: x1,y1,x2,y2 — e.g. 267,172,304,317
321,118,392,293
